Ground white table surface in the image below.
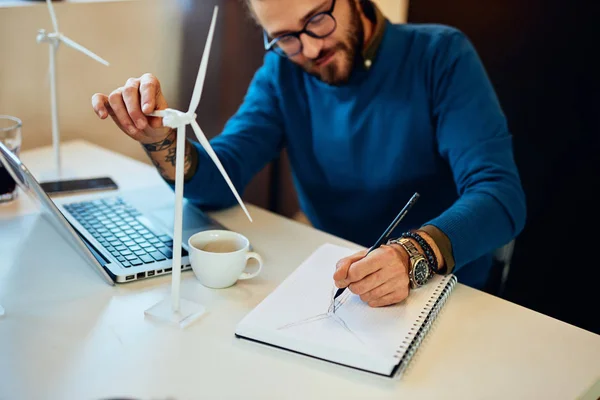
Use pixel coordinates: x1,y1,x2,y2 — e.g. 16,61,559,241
1,140,599,400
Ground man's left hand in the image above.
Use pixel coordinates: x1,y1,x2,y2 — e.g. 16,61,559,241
333,244,410,307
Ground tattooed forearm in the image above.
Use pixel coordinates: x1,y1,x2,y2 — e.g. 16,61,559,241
184,139,193,172
149,155,168,179
141,136,175,181
164,140,197,174
183,138,198,181
165,147,176,167
142,129,176,152
141,132,199,183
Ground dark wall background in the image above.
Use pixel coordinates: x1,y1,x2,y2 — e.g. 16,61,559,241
177,0,600,334
176,0,274,210
408,0,599,334
176,0,301,218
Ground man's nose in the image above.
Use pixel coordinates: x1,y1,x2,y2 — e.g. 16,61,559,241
300,33,323,60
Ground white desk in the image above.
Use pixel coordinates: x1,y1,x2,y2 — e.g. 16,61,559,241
1,140,599,400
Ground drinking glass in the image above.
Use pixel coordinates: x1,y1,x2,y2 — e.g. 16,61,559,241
0,115,22,204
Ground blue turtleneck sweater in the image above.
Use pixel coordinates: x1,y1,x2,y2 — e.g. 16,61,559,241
179,22,526,289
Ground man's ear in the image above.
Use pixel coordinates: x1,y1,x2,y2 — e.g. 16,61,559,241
355,0,370,18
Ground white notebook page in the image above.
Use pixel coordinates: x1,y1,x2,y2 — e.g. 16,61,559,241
236,243,452,376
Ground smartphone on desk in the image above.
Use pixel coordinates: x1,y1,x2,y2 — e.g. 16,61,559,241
40,176,118,196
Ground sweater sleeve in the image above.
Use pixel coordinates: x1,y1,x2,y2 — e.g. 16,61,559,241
424,28,527,271
173,54,285,209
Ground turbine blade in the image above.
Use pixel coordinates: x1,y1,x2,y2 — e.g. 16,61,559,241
190,120,253,222
46,0,59,33
59,35,110,66
188,6,218,113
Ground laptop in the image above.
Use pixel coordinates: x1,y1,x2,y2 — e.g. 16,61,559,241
0,141,225,285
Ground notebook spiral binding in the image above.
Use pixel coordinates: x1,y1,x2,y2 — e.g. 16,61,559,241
393,274,458,378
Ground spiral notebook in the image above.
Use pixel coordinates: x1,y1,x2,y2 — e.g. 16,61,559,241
235,243,457,378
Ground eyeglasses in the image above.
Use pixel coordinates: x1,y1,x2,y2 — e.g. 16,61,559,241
263,0,337,58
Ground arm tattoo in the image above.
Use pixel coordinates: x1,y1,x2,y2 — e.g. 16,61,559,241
142,129,176,152
165,147,176,167
142,140,171,181
142,135,198,183
149,155,168,179
164,139,196,173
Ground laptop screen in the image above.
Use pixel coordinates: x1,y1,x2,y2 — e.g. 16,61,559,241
0,141,115,284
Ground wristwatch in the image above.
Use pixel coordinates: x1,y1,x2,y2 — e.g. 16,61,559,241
388,238,431,289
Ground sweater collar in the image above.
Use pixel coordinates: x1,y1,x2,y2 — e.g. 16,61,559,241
360,1,388,70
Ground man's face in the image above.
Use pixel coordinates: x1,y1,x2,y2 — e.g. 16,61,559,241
252,0,364,85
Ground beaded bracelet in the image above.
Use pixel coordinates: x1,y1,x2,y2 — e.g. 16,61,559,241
400,231,440,274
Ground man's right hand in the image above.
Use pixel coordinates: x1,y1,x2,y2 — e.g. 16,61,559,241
92,73,198,182
91,73,171,144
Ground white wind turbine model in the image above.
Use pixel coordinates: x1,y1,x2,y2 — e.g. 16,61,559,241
36,0,109,178
144,6,253,328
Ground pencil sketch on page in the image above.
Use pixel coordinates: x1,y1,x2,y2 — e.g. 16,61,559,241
276,285,366,346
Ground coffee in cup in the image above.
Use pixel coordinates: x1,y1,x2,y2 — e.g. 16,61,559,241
188,230,263,289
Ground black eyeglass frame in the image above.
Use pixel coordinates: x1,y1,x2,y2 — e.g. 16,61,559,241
263,0,338,58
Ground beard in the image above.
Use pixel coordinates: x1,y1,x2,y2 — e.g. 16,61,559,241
301,0,364,85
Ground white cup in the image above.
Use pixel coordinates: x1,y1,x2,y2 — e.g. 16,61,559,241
188,230,263,289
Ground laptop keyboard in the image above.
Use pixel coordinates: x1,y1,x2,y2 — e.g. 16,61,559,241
63,197,188,268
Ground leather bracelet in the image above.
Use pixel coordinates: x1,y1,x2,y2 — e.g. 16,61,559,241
400,231,439,274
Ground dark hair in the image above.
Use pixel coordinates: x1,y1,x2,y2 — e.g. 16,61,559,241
241,0,253,13
240,0,258,23
241,0,370,25
242,0,370,13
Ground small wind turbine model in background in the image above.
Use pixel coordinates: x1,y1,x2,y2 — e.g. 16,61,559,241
36,0,109,179
144,5,253,329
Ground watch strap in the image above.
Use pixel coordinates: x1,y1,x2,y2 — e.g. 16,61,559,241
397,238,421,258
401,231,439,274
387,238,428,289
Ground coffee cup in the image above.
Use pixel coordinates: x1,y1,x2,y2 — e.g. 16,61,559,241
187,230,263,289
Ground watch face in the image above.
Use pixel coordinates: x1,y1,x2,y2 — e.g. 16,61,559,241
413,259,430,286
